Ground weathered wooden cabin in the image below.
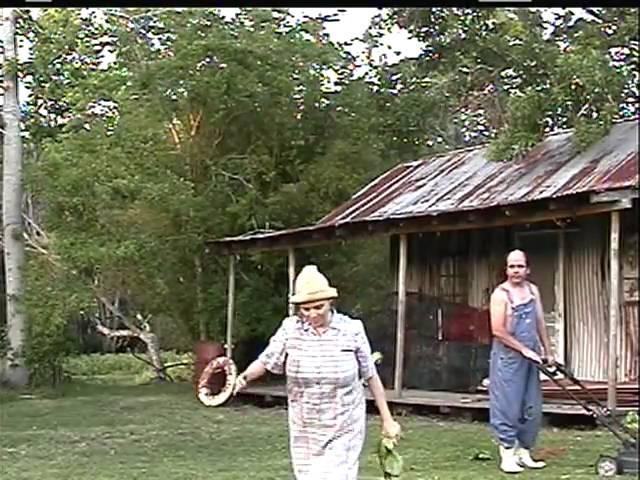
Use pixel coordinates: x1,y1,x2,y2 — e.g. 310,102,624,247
210,119,639,410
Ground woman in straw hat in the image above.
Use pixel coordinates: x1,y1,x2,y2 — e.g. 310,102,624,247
234,264,401,480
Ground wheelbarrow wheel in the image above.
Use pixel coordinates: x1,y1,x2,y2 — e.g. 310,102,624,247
595,455,618,478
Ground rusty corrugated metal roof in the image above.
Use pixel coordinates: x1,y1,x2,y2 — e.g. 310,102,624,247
319,119,638,225
210,119,638,250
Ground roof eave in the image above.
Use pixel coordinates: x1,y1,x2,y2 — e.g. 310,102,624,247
207,191,637,255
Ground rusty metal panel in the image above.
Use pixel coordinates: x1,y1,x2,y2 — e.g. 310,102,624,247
468,229,486,309
621,304,638,381
620,210,639,381
468,229,506,309
565,213,637,382
565,217,609,381
211,120,637,250
318,119,638,226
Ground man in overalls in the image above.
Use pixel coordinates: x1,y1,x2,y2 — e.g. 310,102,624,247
489,249,555,473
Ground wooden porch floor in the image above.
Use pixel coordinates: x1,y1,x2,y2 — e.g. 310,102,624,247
242,383,600,417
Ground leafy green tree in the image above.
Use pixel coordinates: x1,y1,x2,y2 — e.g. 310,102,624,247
20,8,391,377
17,8,637,381
373,8,637,160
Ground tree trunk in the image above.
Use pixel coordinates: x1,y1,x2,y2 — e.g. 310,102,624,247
1,8,29,387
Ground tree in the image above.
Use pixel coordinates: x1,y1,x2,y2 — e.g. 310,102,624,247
1,7,29,387
20,8,391,375
20,8,636,379
371,8,638,160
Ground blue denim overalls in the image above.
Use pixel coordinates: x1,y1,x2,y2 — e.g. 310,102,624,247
489,283,543,449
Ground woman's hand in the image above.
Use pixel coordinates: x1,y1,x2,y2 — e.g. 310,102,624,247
233,372,248,396
382,418,401,443
232,361,267,395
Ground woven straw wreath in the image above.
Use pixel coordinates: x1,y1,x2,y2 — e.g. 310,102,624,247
197,356,238,407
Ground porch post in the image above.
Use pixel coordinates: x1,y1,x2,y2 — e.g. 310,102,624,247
288,248,296,316
607,211,620,411
556,231,566,364
393,234,408,397
225,255,236,359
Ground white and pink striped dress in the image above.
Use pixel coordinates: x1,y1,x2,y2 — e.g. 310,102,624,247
258,311,376,480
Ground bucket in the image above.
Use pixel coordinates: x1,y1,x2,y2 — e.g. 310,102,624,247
193,340,225,393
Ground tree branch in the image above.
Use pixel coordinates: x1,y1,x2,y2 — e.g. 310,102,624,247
189,110,203,138
212,167,254,190
95,294,142,335
94,322,138,338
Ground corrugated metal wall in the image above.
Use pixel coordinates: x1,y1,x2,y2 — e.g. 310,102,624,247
385,229,509,391
386,210,637,386
621,208,638,381
565,210,638,381
565,216,610,380
621,304,638,380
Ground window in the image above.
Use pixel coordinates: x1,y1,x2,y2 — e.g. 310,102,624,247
437,231,468,304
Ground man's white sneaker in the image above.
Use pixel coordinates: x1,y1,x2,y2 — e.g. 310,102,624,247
515,447,546,469
499,445,525,474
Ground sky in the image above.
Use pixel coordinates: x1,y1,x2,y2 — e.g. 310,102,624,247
1,7,595,65
1,7,424,103
4,7,591,69
287,7,425,63
219,7,425,65
2,7,595,105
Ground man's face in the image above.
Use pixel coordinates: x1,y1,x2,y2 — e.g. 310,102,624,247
298,300,331,327
506,252,528,284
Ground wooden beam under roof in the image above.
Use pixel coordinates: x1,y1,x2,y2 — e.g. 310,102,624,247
207,195,635,255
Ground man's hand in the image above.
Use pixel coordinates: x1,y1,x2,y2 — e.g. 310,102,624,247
521,348,542,364
541,353,556,366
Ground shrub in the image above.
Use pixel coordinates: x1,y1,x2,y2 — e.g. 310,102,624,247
63,351,194,384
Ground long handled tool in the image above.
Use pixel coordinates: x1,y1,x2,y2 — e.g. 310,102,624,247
536,361,638,478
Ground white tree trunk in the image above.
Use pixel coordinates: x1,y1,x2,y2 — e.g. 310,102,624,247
2,8,29,387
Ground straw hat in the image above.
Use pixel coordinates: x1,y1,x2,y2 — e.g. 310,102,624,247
289,265,338,304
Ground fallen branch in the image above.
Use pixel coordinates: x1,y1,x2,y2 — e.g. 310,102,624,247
90,300,169,382
13,196,175,384
127,347,193,383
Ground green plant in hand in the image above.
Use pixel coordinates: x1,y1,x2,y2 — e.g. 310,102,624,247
378,436,403,479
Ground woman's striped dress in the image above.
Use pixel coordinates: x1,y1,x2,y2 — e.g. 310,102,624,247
258,311,376,480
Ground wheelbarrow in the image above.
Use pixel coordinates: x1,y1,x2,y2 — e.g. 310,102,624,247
536,361,638,478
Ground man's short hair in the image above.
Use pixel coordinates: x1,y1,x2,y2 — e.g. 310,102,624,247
506,249,528,266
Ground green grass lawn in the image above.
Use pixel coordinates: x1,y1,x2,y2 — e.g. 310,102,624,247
0,381,620,479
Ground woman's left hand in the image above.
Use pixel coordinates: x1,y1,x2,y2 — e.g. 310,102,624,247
382,419,401,442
